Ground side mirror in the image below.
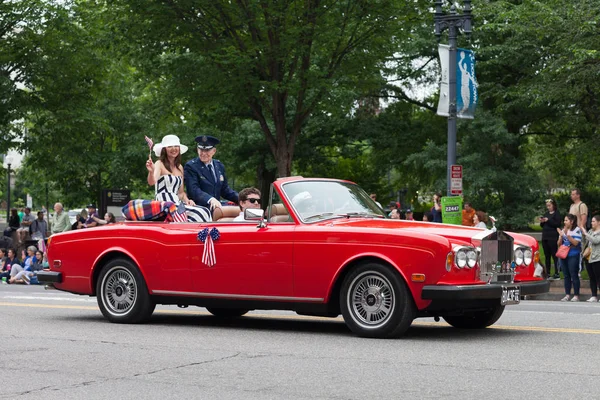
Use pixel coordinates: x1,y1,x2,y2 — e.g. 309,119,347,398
244,208,266,228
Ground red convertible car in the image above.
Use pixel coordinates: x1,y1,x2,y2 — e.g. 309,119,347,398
38,177,549,338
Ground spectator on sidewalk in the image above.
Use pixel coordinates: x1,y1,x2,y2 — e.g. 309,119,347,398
1,248,21,284
92,212,116,225
581,215,600,302
462,202,476,226
569,188,588,230
0,248,8,281
387,201,398,218
473,211,488,228
3,208,20,238
16,207,35,243
51,202,71,235
30,211,48,241
431,193,443,223
369,193,382,209
541,198,562,279
82,204,100,228
390,209,400,219
7,246,35,283
72,209,88,230
11,248,44,284
405,209,414,221
558,214,582,302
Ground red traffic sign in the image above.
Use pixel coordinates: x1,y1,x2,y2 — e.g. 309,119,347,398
451,165,462,179
451,165,462,194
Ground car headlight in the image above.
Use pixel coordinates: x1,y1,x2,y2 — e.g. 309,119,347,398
453,246,478,269
513,246,533,266
456,250,467,268
466,249,478,268
514,247,524,266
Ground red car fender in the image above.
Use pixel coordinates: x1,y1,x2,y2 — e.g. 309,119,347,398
90,246,147,294
324,251,411,303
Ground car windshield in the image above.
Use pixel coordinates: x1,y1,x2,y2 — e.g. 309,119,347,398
282,180,385,222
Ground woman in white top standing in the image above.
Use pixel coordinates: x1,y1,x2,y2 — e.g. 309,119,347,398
145,135,211,222
581,215,600,302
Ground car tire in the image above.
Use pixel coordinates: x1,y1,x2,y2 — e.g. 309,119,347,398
443,305,505,329
96,258,155,324
340,263,415,338
206,308,249,318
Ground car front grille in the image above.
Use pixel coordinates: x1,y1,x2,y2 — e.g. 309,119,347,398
479,231,515,283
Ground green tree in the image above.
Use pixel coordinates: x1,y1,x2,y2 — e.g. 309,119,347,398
106,0,417,177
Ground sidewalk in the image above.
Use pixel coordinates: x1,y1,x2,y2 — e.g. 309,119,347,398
527,278,596,301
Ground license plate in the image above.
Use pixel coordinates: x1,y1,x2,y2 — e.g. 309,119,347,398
501,285,520,305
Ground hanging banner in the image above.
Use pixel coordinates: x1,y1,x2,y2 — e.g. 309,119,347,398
437,45,478,119
437,44,450,117
456,48,477,119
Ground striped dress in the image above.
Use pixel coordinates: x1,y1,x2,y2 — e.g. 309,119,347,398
155,175,211,222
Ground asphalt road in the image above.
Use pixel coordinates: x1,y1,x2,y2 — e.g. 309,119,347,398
1,285,599,400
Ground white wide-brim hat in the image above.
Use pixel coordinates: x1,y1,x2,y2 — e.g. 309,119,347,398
153,135,188,157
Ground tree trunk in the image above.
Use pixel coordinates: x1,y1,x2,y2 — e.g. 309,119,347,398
257,159,276,206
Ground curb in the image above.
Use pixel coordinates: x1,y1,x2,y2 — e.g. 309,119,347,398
527,279,596,301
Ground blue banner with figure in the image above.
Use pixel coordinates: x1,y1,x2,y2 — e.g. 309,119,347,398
437,45,478,119
456,48,477,119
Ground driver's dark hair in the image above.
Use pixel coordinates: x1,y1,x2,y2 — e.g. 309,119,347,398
239,187,261,209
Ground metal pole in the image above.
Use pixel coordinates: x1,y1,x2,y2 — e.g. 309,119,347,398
446,16,458,197
434,1,472,197
6,164,11,223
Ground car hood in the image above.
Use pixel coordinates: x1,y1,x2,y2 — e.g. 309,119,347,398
316,218,537,248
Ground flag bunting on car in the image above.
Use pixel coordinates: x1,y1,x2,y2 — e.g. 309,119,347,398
198,227,220,267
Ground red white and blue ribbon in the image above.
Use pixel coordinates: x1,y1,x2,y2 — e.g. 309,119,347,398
198,228,220,267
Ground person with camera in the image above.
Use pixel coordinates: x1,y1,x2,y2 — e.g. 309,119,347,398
540,198,562,279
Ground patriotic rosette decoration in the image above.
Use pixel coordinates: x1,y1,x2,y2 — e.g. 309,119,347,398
197,227,220,267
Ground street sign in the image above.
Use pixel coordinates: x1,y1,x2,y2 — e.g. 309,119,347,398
450,165,463,195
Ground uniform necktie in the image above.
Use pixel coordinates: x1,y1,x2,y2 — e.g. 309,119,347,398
207,164,216,182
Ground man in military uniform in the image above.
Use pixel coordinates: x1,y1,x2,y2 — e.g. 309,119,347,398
184,135,238,210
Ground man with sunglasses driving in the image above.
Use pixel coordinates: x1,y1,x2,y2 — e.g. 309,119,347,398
233,188,261,222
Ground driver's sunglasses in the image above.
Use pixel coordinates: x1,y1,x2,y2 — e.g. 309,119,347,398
247,198,261,204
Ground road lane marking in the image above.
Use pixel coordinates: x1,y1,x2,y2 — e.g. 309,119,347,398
2,301,600,334
1,295,96,302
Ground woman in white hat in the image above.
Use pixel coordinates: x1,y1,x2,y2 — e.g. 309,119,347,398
145,135,211,222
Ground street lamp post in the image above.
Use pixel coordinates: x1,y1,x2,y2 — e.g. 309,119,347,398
5,155,13,223
434,0,472,196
